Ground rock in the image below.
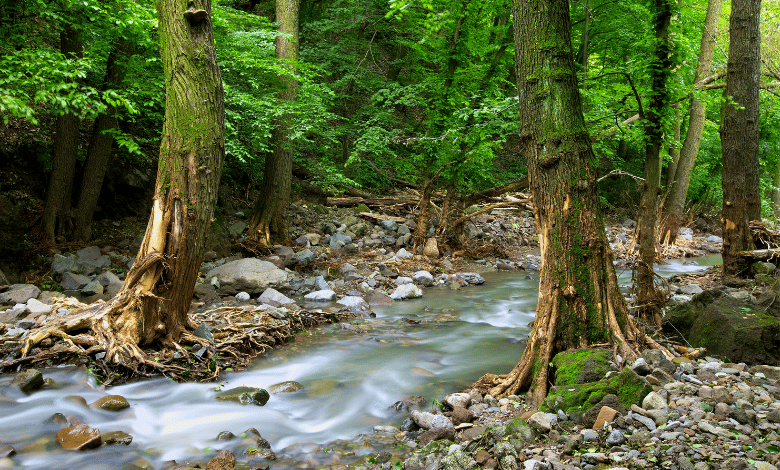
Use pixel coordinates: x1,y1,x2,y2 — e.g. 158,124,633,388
528,412,552,433
390,284,423,300
314,276,330,291
96,271,121,288
632,413,657,431
0,305,28,324
205,259,288,295
12,369,44,394
364,289,394,306
258,288,295,307
583,395,625,429
444,393,471,409
457,272,485,285
413,270,435,287
450,406,474,425
228,221,246,238
419,427,455,446
26,298,52,317
605,429,625,446
395,276,413,285
295,249,316,266
268,381,303,394
60,272,91,290
193,323,214,343
215,387,270,406
194,283,219,303
235,291,251,302
750,365,780,380
304,289,336,301
51,254,80,280
642,391,666,411
56,423,102,450
706,235,723,243
90,395,130,411
423,238,439,258
678,284,703,295
641,349,676,374
336,296,372,315
592,406,618,430
552,348,612,385
206,449,236,470
664,288,780,364
80,254,111,276
395,248,413,259
81,280,104,296
411,410,453,430
0,284,40,305
101,431,133,445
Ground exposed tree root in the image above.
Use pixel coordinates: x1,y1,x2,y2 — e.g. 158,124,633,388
0,300,353,385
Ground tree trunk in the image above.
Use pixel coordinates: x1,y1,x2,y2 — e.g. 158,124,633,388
664,102,681,191
74,41,130,242
246,0,300,248
474,0,662,407
42,27,82,242
635,0,672,327
82,0,225,363
772,161,780,218
721,0,760,276
660,0,722,244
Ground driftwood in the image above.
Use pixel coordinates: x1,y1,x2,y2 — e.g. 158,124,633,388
463,177,529,206
735,248,780,264
359,212,407,223
451,198,533,227
326,196,419,207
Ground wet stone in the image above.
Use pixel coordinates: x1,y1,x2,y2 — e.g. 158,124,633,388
90,395,130,411
12,369,44,394
102,431,133,445
215,386,270,406
56,423,102,451
268,381,303,394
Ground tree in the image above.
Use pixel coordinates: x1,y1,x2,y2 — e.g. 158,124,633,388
17,0,225,363
721,0,761,275
474,0,664,406
660,0,723,244
41,26,82,242
245,0,300,248
634,0,673,326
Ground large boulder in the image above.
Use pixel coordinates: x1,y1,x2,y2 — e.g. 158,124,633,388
664,288,780,365
205,258,288,295
0,284,40,305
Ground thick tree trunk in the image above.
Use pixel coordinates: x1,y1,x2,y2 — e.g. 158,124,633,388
89,0,224,362
660,0,722,244
74,41,130,242
42,27,82,242
635,0,672,327
721,0,760,276
475,0,661,407
246,0,300,248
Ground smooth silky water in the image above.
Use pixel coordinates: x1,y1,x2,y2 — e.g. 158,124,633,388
0,257,717,469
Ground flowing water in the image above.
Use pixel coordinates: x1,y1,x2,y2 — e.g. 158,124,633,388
0,256,717,469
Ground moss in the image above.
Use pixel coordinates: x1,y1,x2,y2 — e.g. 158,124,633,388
551,348,611,386
541,367,651,416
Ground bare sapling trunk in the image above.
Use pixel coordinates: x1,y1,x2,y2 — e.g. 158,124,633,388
474,0,668,407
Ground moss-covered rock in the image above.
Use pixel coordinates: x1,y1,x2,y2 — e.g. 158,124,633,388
215,387,270,406
542,367,652,416
551,348,612,386
664,288,780,364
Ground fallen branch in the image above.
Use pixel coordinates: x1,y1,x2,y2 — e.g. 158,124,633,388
451,199,533,227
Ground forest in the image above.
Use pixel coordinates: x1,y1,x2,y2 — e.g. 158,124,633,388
1,0,780,468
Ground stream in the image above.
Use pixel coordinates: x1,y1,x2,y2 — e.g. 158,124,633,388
0,256,719,469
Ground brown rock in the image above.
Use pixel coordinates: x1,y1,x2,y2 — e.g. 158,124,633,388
475,449,491,464
419,427,455,446
458,425,486,442
90,395,130,411
102,431,133,445
364,289,394,307
12,369,44,394
206,449,236,470
65,395,88,407
423,238,439,258
451,406,474,425
56,423,102,450
592,406,618,430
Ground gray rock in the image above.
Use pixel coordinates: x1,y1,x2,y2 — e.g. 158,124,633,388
81,280,104,296
606,429,625,446
390,284,423,300
60,272,91,290
304,289,336,301
344,271,363,282
395,276,413,285
193,323,214,343
235,292,251,302
336,296,371,315
76,246,102,262
205,258,288,294
51,254,80,281
642,391,666,410
410,410,452,430
258,288,295,307
96,271,121,288
398,224,411,235
646,408,669,426
632,413,656,431
678,284,703,295
706,235,723,243
0,284,40,304
457,272,485,285
228,221,247,238
12,369,44,394
580,429,599,442
294,235,310,247
380,220,398,232
0,305,29,324
527,412,551,433
395,248,413,259
631,358,652,376
314,276,330,291
295,249,315,266
413,270,434,287
25,299,52,317
80,254,111,276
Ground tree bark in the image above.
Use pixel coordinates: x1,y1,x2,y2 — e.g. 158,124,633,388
721,0,761,276
87,0,225,362
660,0,722,244
635,0,672,327
42,27,82,242
246,0,300,248
74,41,130,242
474,0,661,407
